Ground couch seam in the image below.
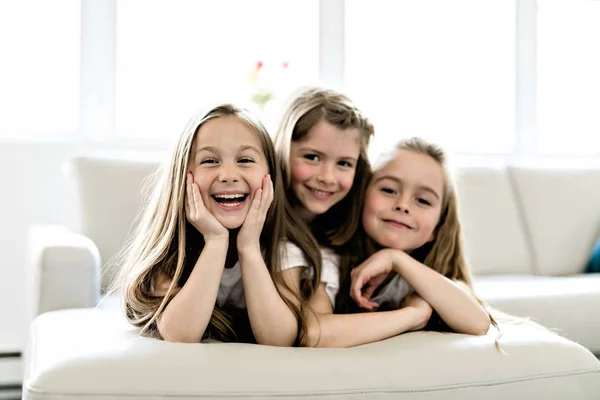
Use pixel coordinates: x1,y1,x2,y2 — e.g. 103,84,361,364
24,367,600,398
507,166,542,276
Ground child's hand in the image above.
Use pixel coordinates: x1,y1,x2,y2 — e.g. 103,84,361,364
401,293,433,331
237,174,273,255
186,172,228,241
350,249,396,311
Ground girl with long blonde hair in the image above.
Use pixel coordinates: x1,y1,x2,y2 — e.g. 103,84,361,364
112,104,319,345
305,137,495,347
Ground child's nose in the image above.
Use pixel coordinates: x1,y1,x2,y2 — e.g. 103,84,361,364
394,196,410,214
317,163,335,185
218,163,239,182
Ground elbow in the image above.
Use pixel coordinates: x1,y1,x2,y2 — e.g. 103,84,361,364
256,335,295,347
157,318,202,344
161,333,200,344
304,321,323,347
464,316,492,336
254,326,297,347
304,320,338,348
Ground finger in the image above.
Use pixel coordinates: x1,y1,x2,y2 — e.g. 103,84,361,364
192,182,203,211
351,275,367,306
249,188,262,218
260,175,273,215
357,283,379,310
362,283,378,301
186,173,195,215
359,302,379,311
265,174,273,206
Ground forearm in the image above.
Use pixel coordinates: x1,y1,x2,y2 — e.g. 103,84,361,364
239,250,298,346
307,308,426,348
158,239,228,343
391,251,490,335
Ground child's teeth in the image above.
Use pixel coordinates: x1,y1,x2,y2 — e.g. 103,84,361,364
221,201,242,207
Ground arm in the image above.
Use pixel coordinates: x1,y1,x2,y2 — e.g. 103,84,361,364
239,250,300,346
389,250,490,335
236,176,299,346
305,283,431,348
156,238,228,343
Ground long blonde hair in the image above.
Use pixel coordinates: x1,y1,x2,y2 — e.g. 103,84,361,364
274,86,374,246
336,138,498,333
111,104,320,344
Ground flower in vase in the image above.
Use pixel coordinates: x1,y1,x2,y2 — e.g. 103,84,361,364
249,60,289,110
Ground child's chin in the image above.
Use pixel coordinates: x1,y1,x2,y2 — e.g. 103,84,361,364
216,215,248,230
379,236,410,251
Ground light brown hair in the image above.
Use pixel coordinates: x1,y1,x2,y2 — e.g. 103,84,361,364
274,86,374,246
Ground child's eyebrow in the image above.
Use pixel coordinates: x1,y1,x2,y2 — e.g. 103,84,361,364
196,145,219,154
375,175,441,200
195,145,261,155
238,145,262,155
297,147,358,162
297,147,324,156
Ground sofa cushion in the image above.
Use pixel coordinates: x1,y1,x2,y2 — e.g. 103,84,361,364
474,274,600,352
509,166,600,276
23,309,600,400
454,167,534,275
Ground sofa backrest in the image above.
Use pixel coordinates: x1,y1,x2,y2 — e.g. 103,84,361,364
67,157,160,290
508,166,600,276
454,167,535,276
65,157,600,289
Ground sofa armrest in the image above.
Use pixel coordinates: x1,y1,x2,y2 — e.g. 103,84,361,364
27,225,101,318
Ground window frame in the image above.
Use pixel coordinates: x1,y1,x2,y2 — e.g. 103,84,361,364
4,0,590,160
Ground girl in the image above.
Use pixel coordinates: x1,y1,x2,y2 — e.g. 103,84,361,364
113,104,319,346
273,87,374,317
306,137,494,348
274,86,374,246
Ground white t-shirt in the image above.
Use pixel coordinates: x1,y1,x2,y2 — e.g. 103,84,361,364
319,250,413,308
216,241,307,309
278,244,341,305
319,248,341,306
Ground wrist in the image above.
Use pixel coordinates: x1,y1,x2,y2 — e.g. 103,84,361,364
387,249,407,274
204,236,229,248
238,245,263,262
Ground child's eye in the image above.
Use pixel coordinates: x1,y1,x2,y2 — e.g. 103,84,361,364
380,187,396,195
238,157,254,164
304,154,319,162
417,198,431,206
200,158,218,165
338,160,354,168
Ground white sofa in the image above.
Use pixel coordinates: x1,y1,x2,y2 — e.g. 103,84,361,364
22,156,600,399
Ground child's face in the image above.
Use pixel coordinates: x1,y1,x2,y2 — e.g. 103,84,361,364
362,150,444,252
189,116,269,229
289,120,361,220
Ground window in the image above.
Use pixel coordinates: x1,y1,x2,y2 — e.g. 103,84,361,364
116,0,319,139
345,0,516,155
537,0,600,156
0,0,80,137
